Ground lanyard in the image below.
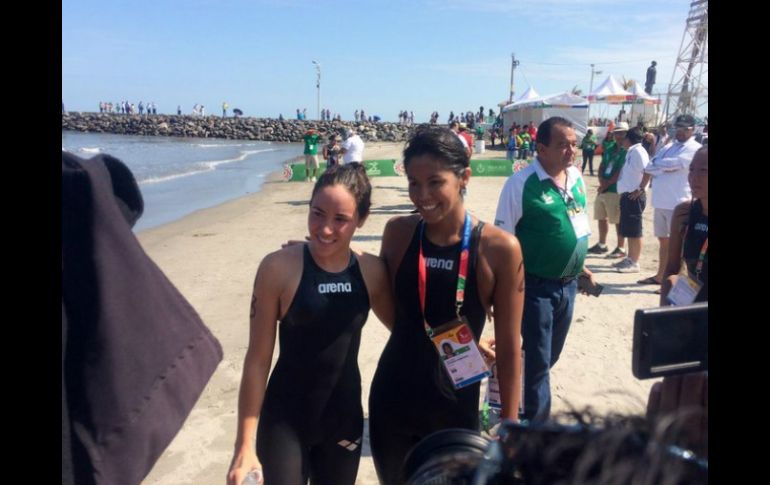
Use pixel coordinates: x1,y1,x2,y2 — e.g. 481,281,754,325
418,212,472,337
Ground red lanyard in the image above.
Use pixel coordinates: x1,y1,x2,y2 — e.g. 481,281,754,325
418,213,471,337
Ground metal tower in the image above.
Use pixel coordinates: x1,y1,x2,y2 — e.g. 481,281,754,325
664,0,708,122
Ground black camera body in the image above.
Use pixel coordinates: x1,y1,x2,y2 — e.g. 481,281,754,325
632,302,708,379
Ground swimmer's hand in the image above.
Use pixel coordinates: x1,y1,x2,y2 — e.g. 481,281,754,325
479,337,496,362
227,452,263,485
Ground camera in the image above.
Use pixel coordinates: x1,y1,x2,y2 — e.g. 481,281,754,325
403,419,707,485
632,302,708,379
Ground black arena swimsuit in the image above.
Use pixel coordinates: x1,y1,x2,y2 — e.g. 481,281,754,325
369,221,486,485
257,245,370,485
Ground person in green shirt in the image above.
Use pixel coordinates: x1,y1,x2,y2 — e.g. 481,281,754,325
587,125,628,258
303,129,322,182
580,129,598,176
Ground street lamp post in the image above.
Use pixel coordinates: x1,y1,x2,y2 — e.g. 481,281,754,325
312,60,321,120
588,63,602,121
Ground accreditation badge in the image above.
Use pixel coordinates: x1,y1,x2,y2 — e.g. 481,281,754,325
485,351,525,415
568,207,591,240
431,317,490,389
667,271,703,306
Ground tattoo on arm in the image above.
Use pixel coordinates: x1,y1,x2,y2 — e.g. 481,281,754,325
516,260,525,293
250,294,257,319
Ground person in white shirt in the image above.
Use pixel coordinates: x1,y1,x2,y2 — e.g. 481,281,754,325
340,128,365,164
613,127,650,273
449,121,470,157
636,114,702,287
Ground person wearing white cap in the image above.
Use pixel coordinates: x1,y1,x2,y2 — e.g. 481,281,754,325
636,114,701,287
340,128,365,164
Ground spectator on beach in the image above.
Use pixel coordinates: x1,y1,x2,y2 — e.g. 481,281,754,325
448,111,455,124
580,129,598,176
369,126,524,485
323,134,342,169
506,127,518,161
222,101,228,118
340,128,365,164
354,110,360,122
518,130,531,160
297,108,302,120
490,126,497,147
612,126,650,273
495,116,596,424
302,128,322,182
659,145,708,305
227,164,393,485
177,105,181,116
642,131,656,158
449,121,470,157
458,123,474,157
638,114,702,288
527,122,538,158
587,124,628,258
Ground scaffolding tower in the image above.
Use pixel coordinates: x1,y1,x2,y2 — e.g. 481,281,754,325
664,0,708,122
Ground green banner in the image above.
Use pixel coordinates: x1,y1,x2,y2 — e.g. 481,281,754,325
470,159,513,177
283,160,402,181
283,159,521,181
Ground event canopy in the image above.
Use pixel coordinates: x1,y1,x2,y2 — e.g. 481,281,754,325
626,80,662,105
587,74,633,103
501,90,589,139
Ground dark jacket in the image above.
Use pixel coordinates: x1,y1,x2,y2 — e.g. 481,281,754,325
62,152,223,485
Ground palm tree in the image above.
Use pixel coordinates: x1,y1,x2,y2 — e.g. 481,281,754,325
571,85,583,96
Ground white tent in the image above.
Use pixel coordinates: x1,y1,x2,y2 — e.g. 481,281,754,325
587,74,633,103
501,91,589,140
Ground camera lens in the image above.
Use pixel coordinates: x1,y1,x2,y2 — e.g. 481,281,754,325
403,428,491,485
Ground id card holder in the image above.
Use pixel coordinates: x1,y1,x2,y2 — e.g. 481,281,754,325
568,208,591,240
485,351,525,415
431,317,490,389
667,271,703,306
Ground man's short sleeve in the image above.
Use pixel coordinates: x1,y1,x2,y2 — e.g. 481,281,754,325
494,175,522,235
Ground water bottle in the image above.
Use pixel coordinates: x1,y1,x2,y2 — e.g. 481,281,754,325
242,468,263,485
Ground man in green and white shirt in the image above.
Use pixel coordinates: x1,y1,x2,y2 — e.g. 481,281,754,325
494,117,596,423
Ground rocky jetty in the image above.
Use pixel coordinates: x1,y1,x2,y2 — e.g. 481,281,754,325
62,112,420,143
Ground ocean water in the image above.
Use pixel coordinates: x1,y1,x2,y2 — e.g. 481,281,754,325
62,131,304,232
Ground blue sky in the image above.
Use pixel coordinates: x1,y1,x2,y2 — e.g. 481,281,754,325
62,0,705,122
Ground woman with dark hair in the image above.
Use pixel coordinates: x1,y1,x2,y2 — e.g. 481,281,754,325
368,126,525,485
227,164,394,485
660,146,708,305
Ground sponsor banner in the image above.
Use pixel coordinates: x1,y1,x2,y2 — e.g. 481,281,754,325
470,159,514,177
283,159,520,181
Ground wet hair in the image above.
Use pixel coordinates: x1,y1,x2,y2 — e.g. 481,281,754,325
402,125,469,178
626,127,645,144
310,163,372,220
537,117,573,147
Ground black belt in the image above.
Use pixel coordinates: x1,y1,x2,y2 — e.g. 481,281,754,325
525,272,577,285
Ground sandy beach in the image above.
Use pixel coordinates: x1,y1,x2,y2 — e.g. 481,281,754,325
139,141,662,485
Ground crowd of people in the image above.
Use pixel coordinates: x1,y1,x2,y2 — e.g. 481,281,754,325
63,110,707,485
227,117,707,484
98,100,158,115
